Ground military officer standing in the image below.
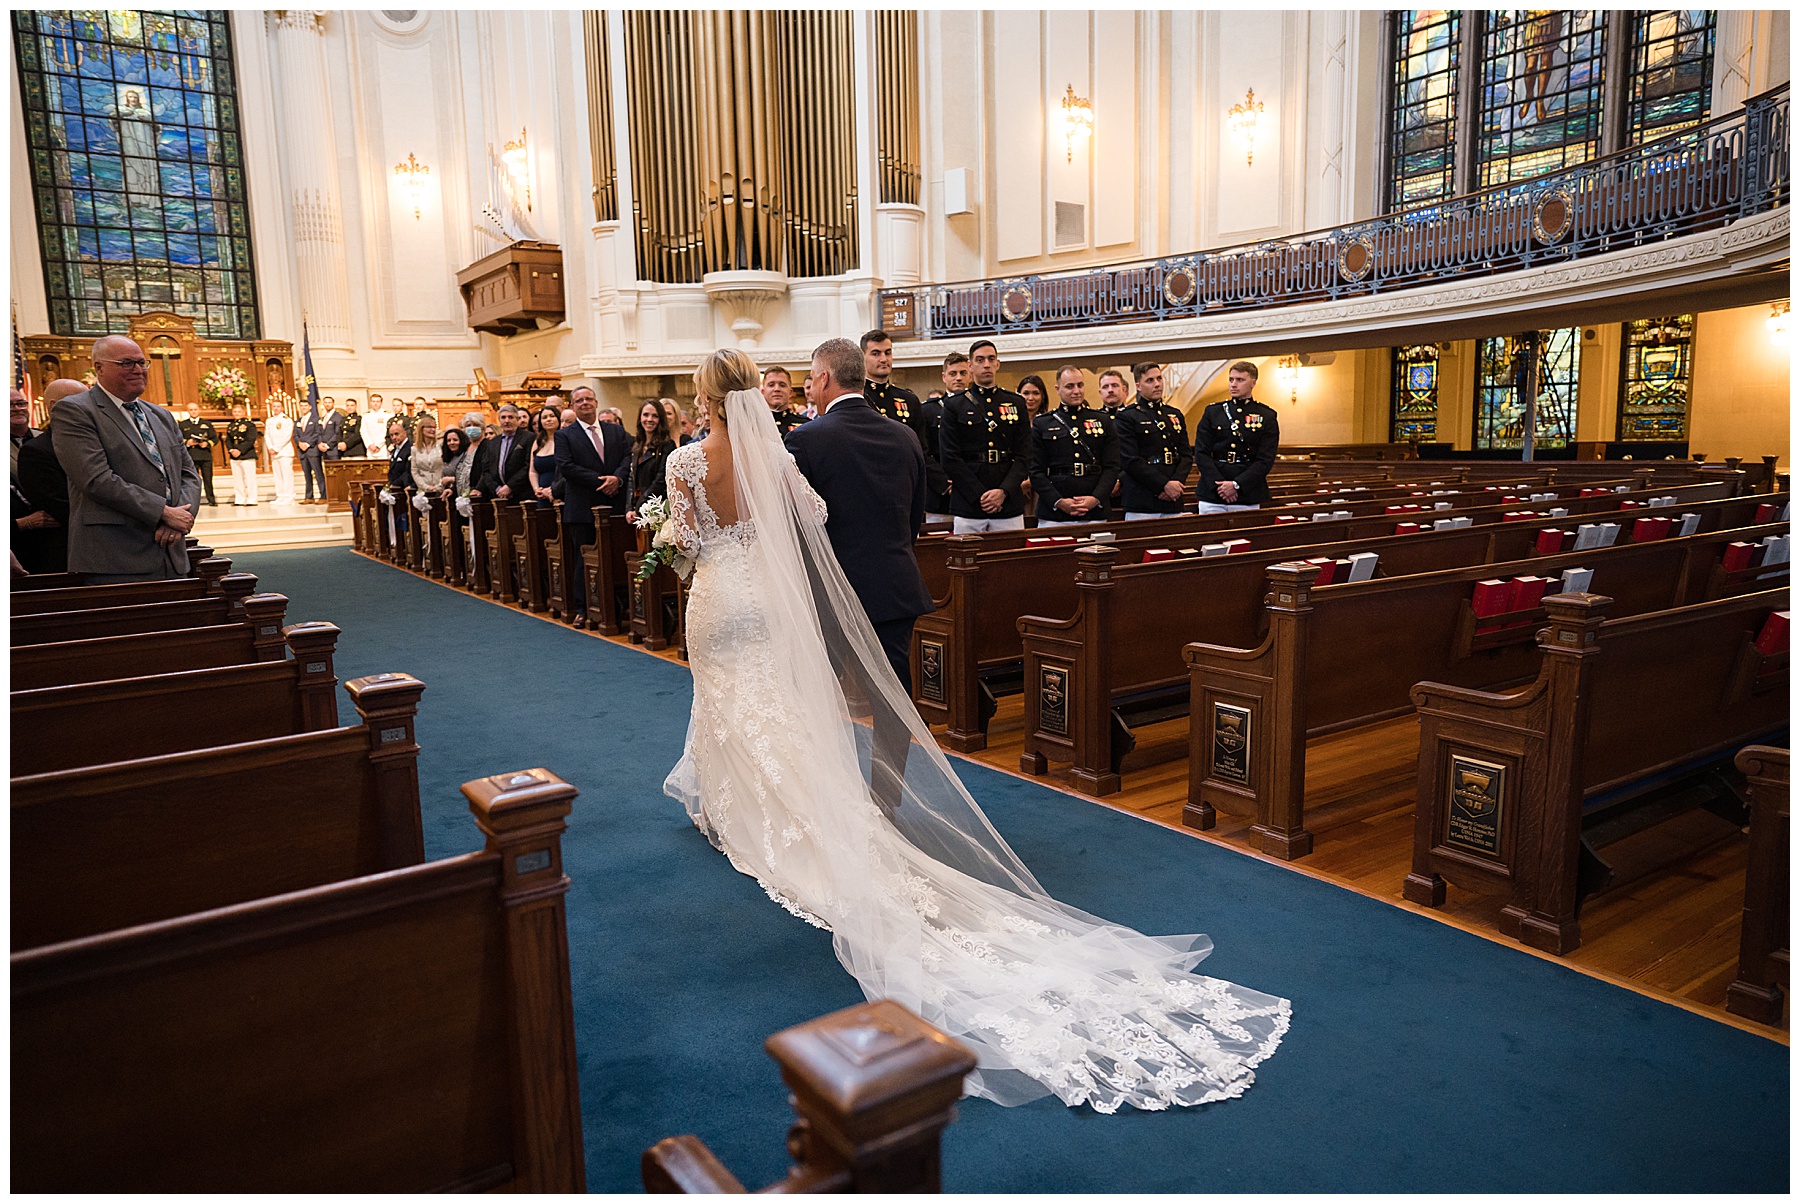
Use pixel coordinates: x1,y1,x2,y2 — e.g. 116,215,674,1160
1193,360,1280,513
1115,361,1194,519
939,339,1030,533
861,329,924,433
224,402,261,506
760,365,810,437
917,352,970,523
1030,365,1120,523
178,403,217,507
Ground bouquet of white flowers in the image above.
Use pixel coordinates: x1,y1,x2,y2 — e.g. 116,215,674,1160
412,493,432,512
455,496,472,517
377,488,396,505
632,495,693,581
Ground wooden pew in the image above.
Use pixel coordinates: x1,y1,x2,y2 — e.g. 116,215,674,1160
12,765,583,1192
486,499,524,602
1725,745,1790,1025
466,496,495,593
10,554,233,614
10,571,261,646
582,504,636,635
420,490,448,578
438,492,468,585
1404,588,1789,954
11,593,291,690
626,550,683,651
11,541,217,592
923,482,1746,750
544,502,575,621
643,1000,975,1194
1016,499,1779,795
13,671,426,949
1182,514,1790,857
11,622,343,776
512,499,558,614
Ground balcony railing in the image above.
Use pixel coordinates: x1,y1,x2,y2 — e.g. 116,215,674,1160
879,85,1789,342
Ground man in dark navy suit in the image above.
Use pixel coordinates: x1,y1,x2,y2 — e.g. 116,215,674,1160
470,403,533,502
555,386,633,626
786,337,932,812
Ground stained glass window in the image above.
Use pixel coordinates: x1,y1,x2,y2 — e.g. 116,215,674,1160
1618,314,1694,441
1474,327,1581,450
1387,11,1462,210
1476,11,1606,189
1626,11,1715,145
13,9,259,339
1391,344,1441,441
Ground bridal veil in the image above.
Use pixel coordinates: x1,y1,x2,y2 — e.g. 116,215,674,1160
664,387,1289,1112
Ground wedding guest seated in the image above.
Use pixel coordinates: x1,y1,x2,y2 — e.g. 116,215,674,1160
531,406,562,503
625,399,677,523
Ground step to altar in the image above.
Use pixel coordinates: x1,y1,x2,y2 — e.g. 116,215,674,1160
192,493,354,554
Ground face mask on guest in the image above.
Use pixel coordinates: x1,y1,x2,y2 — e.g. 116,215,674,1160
463,424,482,439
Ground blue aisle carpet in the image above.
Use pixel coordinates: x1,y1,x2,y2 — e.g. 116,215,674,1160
236,549,1789,1194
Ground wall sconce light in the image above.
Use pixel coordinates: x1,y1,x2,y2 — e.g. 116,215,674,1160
393,152,430,220
1227,88,1264,167
501,128,531,210
1279,354,1302,405
1060,85,1093,163
1768,300,1790,347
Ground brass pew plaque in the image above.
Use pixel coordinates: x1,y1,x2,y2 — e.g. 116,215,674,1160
919,639,945,703
1039,666,1069,736
1445,754,1507,857
1211,702,1252,785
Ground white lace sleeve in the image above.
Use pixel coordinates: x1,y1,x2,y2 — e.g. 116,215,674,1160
785,450,828,522
665,446,703,555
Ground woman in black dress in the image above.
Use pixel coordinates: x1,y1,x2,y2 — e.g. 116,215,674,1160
625,398,677,523
529,406,561,502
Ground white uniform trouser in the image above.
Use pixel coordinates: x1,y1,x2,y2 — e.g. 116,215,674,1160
952,515,1026,535
270,453,295,501
231,458,258,504
925,512,952,525
1124,511,1180,521
1195,501,1259,515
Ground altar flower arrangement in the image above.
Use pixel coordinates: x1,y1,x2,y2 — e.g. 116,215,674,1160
633,495,693,581
199,363,253,406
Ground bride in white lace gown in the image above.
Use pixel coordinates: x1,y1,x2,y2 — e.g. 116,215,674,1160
662,350,1289,1113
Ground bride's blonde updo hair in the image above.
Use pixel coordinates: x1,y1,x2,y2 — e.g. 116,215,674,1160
693,348,759,427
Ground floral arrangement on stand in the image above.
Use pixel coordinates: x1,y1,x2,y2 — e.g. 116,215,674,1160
632,496,693,581
199,363,254,407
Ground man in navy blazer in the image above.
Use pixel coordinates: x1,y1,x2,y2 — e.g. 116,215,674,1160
786,337,932,811
554,385,632,625
470,403,533,502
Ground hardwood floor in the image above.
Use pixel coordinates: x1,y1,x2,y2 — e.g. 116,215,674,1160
366,553,1788,1045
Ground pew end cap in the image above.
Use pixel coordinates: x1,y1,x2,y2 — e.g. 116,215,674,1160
763,999,977,1149
462,766,579,831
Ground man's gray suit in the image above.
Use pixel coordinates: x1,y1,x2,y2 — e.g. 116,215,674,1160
52,385,202,578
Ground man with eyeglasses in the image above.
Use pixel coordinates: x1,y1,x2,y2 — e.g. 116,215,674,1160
50,335,202,581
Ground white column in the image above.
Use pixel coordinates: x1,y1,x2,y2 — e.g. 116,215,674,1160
267,10,355,350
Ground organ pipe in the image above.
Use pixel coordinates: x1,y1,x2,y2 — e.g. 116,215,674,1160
582,11,617,222
622,10,856,283
875,10,920,206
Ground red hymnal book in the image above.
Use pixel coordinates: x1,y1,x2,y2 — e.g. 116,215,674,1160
1502,511,1533,522
1471,579,1512,618
1142,549,1174,563
1386,505,1405,514
1501,496,1519,504
1580,488,1601,498
1618,499,1642,510
1404,503,1423,512
1535,528,1567,555
1754,611,1790,655
1305,557,1336,585
1721,542,1759,572
1224,539,1252,553
1754,503,1779,525
1509,576,1550,611
1395,522,1421,535
1275,515,1300,524
1630,518,1659,542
